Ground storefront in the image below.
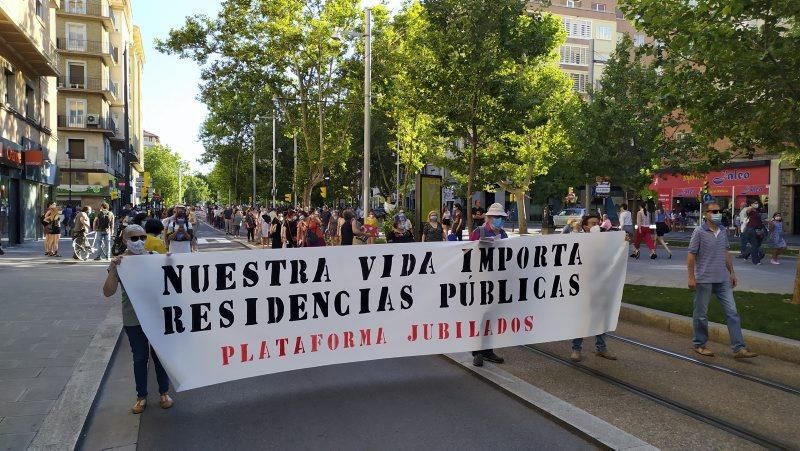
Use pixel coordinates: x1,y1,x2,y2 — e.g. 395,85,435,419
651,161,771,220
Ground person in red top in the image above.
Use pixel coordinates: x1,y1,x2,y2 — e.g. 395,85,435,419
470,203,508,367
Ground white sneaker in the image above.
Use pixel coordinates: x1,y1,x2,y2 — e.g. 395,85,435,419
770,259,780,265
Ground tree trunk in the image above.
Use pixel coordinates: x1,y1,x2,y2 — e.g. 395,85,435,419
466,127,478,233
517,191,528,235
792,257,800,304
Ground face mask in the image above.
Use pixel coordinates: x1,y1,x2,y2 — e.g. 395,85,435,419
430,216,438,222
590,225,601,233
492,217,504,228
775,216,782,221
177,219,185,225
398,215,406,221
127,240,146,255
710,213,723,224
752,204,759,209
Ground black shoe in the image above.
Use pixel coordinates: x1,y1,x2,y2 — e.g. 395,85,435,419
0,247,5,255
484,351,505,364
472,354,484,367
650,253,657,259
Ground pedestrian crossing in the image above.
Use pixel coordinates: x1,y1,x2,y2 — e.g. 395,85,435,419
196,237,232,245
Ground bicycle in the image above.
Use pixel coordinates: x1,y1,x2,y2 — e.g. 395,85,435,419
72,231,98,261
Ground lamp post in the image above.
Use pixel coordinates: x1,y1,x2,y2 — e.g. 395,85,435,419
362,8,372,215
394,140,400,209
251,116,258,208
293,134,297,208
272,111,277,207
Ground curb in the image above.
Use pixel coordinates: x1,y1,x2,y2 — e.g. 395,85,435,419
443,353,657,450
620,303,800,364
29,308,123,451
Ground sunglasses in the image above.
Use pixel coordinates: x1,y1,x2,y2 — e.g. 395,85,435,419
128,235,146,242
707,209,721,214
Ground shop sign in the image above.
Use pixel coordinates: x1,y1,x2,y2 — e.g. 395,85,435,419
24,149,43,167
0,142,23,168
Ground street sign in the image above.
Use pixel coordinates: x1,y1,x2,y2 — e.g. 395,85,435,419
596,182,611,195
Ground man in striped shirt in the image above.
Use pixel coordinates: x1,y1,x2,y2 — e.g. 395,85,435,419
687,201,757,359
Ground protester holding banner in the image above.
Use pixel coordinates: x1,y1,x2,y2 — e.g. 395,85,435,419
421,210,445,242
570,214,618,362
103,224,174,414
469,202,508,367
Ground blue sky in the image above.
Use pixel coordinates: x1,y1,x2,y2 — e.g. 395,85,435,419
135,0,404,174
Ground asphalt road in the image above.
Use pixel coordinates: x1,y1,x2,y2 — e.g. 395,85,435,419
80,218,595,450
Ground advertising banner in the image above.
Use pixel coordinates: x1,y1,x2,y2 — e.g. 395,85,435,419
117,233,627,391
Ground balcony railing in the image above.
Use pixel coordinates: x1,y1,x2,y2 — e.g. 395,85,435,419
56,38,112,56
58,76,118,97
58,115,116,134
62,0,112,19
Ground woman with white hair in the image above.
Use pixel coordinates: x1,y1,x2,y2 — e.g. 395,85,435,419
103,224,174,414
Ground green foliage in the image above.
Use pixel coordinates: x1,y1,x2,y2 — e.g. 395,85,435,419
412,0,564,228
143,144,183,205
183,175,211,206
620,0,800,162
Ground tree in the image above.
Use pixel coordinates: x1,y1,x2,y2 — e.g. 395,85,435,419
621,0,800,159
413,0,563,230
482,61,580,234
183,175,211,206
143,144,182,205
157,0,362,207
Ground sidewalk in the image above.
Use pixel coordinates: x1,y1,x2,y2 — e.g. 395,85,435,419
0,238,115,450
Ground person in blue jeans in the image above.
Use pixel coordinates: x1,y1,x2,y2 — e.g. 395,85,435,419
570,214,618,362
103,224,175,414
687,200,757,359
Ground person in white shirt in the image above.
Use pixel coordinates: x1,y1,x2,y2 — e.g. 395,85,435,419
164,205,193,254
619,204,634,254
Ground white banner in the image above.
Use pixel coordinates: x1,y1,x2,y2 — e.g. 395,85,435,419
117,232,627,391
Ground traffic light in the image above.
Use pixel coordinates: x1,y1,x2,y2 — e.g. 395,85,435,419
320,186,327,198
285,193,292,202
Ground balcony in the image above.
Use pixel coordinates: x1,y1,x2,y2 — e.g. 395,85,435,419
58,114,116,137
59,1,114,30
56,38,115,66
0,6,60,76
57,76,118,101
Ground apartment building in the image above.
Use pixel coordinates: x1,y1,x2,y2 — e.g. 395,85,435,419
54,0,144,212
0,0,60,246
527,0,641,95
143,129,159,148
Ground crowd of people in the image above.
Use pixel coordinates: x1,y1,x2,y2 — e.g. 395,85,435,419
91,197,762,415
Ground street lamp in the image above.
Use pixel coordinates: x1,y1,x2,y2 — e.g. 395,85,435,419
334,8,372,215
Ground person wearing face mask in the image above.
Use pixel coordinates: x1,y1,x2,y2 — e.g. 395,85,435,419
468,203,508,367
768,213,786,265
364,210,379,244
164,205,193,254
394,209,413,233
570,215,618,362
421,210,444,242
103,225,174,414
687,201,757,359
326,210,342,246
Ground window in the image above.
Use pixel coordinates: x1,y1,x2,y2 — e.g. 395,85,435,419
25,82,35,119
592,3,606,11
67,61,86,88
104,139,110,165
5,69,15,107
560,46,589,65
67,98,86,127
65,0,87,14
563,18,592,39
43,100,50,127
596,25,612,40
565,0,575,7
36,0,44,19
66,23,87,51
67,139,85,160
595,52,609,62
568,73,589,93
634,34,646,47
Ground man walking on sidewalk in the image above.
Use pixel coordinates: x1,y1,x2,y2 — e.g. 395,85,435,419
93,202,114,261
687,200,757,359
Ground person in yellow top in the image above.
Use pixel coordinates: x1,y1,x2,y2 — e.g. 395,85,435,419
364,210,379,244
144,219,167,254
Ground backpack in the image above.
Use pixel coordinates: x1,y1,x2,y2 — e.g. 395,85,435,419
97,211,111,231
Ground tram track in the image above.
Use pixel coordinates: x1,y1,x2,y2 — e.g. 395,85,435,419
523,344,792,450
606,333,800,397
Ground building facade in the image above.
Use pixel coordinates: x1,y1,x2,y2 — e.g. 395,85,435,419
143,129,159,148
54,0,143,213
0,0,61,246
